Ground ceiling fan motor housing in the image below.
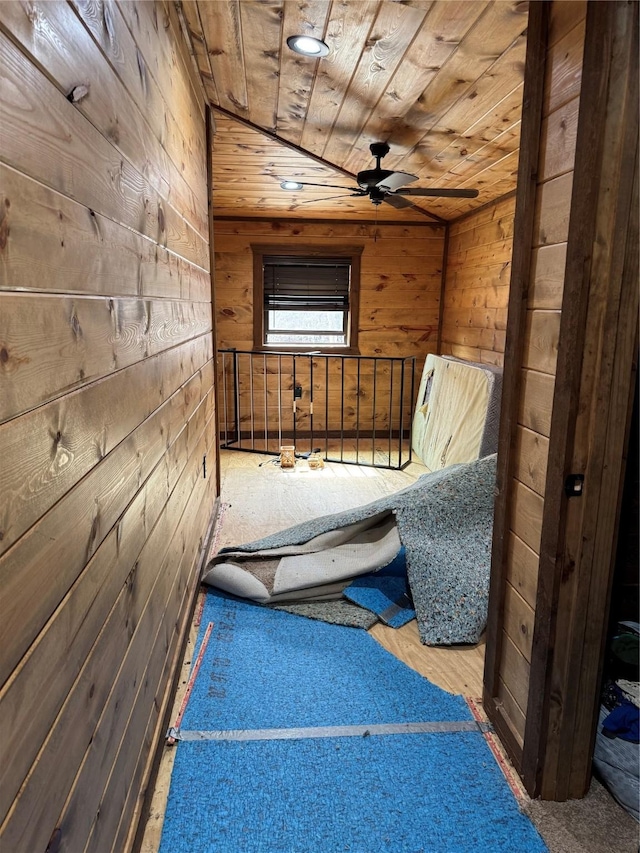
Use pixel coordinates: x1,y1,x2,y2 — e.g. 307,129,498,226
356,142,393,190
368,187,386,205
357,141,394,190
370,142,390,159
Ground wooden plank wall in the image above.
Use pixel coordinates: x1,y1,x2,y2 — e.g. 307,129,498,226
0,2,215,851
441,194,516,367
214,219,445,435
489,0,586,754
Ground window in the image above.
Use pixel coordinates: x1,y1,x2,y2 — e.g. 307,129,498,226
252,245,362,351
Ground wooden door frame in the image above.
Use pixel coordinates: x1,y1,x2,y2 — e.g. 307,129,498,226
522,0,638,799
484,0,639,799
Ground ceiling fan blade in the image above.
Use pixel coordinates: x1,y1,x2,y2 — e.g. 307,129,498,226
382,193,415,210
293,193,366,205
397,187,479,198
376,171,418,192
289,180,360,191
382,193,447,223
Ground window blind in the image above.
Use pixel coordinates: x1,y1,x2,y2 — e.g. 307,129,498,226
263,256,350,311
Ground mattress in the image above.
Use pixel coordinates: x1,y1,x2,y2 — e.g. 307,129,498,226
412,355,503,471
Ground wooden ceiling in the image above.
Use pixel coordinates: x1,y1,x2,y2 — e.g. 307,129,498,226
180,0,529,222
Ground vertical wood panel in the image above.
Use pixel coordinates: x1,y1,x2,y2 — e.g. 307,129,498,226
0,3,215,851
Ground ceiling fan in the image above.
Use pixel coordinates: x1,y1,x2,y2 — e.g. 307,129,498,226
280,142,479,209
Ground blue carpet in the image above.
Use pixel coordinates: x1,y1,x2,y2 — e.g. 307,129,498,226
159,591,547,853
181,591,469,730
344,547,416,627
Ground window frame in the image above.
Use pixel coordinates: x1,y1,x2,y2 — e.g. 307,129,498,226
251,244,362,353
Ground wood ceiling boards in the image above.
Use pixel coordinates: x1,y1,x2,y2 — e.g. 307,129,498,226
180,0,529,222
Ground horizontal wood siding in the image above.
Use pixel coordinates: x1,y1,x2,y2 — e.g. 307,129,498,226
442,194,516,367
0,2,215,851
214,218,445,434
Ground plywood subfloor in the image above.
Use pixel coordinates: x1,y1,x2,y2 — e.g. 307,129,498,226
139,449,485,853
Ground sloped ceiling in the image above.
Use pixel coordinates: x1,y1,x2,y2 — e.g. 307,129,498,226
180,0,529,222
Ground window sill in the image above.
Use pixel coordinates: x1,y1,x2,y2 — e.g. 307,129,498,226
253,345,361,356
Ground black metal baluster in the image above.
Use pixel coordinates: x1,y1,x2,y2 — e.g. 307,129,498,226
277,354,282,452
309,355,314,454
372,358,378,467
292,355,297,451
407,357,416,468
325,356,329,460
356,356,361,465
340,357,345,463
234,351,241,448
263,353,268,453
398,357,406,470
388,359,394,467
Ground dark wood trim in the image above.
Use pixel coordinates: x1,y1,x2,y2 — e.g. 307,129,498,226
213,215,444,229
349,251,361,355
448,190,517,227
483,1,550,719
483,691,524,775
250,243,363,353
565,163,638,797
206,105,222,497
523,0,639,798
252,248,264,351
436,224,450,355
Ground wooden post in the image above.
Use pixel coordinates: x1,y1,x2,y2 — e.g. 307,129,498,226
523,0,639,799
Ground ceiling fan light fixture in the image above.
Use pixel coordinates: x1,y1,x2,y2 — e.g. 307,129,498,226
280,180,304,191
286,35,329,57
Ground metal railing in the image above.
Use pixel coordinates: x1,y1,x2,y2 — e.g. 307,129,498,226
218,349,415,469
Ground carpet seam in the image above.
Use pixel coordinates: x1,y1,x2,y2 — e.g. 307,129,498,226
171,720,492,742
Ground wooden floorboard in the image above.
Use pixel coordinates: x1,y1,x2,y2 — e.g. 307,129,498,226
138,448,486,852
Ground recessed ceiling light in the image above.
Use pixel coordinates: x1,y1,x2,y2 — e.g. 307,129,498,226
281,181,304,191
286,35,329,57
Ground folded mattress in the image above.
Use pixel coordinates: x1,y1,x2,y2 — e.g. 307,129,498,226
412,354,502,470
